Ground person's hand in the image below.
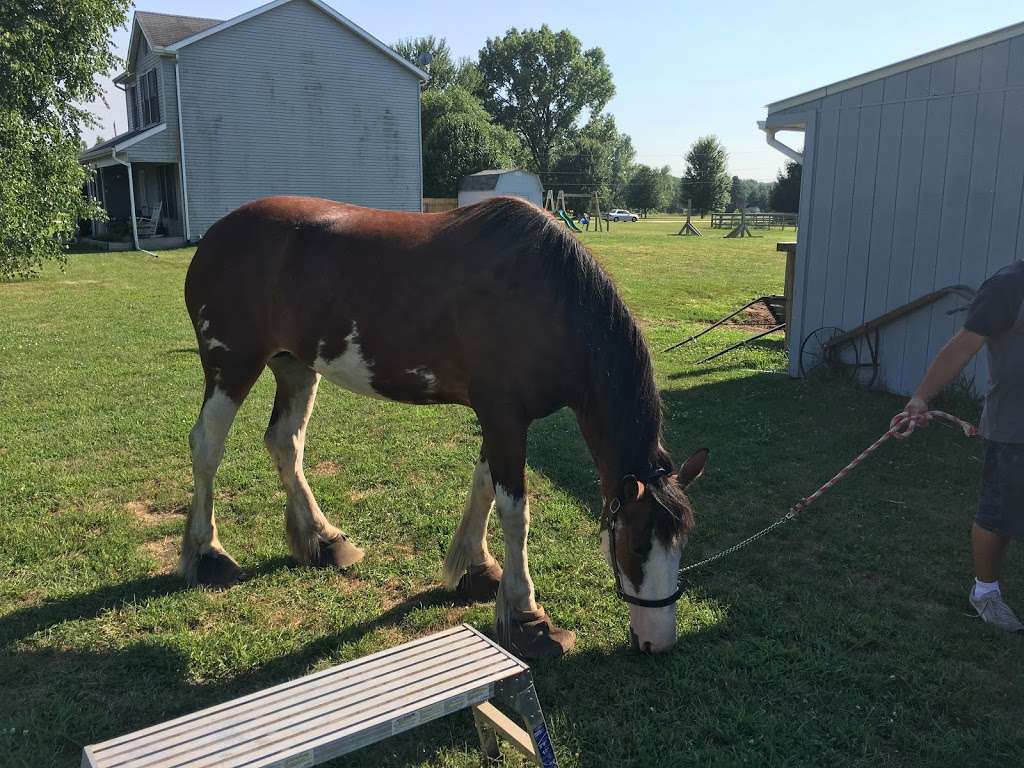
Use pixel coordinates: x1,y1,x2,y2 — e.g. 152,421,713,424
891,396,930,438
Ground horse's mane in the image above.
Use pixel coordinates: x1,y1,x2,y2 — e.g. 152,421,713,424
444,198,687,536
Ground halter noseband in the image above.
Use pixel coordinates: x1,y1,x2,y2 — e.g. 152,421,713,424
604,467,686,609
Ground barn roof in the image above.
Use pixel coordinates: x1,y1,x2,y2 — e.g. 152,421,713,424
459,169,528,191
766,19,1024,114
135,11,222,48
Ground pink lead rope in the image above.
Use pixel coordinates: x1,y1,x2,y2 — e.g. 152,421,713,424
790,410,979,516
679,409,978,576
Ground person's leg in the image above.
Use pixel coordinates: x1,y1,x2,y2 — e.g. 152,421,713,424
972,523,1010,584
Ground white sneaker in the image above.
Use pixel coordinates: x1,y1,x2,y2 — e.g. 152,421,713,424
970,589,1024,633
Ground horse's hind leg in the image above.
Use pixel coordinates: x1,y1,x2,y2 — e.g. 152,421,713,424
180,356,264,587
442,445,502,602
265,353,364,569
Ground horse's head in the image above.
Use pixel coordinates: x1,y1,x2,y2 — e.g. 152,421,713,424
600,449,708,653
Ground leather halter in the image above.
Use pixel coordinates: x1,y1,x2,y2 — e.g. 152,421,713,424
604,467,686,609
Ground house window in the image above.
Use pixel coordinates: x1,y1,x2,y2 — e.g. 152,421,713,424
126,83,139,129
159,165,178,218
139,69,161,126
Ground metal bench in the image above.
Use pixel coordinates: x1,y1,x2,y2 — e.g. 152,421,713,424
82,624,557,767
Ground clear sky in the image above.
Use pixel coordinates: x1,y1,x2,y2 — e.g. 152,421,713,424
83,0,1024,182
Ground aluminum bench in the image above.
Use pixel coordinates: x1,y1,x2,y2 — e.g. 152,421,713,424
82,624,557,767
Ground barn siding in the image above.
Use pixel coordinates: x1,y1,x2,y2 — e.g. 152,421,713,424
178,0,422,236
771,33,1024,396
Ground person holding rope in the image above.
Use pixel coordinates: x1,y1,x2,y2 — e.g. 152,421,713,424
898,261,1024,634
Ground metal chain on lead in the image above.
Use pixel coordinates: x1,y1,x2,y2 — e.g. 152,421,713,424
677,410,977,578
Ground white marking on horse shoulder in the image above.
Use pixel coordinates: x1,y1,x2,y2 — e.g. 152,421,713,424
205,337,230,352
406,366,439,393
313,323,385,399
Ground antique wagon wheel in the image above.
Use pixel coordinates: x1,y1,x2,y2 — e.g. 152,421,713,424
799,326,861,381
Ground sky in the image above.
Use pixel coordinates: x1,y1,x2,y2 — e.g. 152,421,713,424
83,0,1024,182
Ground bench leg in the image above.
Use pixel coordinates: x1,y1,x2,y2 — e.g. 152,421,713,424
473,705,502,762
505,677,558,768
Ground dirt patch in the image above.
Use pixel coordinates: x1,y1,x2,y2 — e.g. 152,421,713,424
142,535,178,573
126,500,185,526
312,460,342,477
725,302,782,328
348,486,387,503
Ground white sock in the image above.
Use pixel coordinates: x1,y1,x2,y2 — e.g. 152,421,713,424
973,579,1001,599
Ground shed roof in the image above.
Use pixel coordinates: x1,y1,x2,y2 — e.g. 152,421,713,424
767,19,1024,114
459,169,532,191
135,11,222,48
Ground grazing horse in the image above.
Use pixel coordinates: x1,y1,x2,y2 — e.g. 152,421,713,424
181,195,707,658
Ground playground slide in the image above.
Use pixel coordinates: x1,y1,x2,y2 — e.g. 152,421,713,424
557,210,582,232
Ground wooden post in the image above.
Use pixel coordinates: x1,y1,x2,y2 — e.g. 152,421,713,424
777,241,797,351
725,207,753,238
676,199,702,236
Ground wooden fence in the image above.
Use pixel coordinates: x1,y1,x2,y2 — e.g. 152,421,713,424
710,212,797,230
422,197,458,213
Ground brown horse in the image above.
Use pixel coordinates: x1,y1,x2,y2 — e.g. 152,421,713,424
181,195,707,658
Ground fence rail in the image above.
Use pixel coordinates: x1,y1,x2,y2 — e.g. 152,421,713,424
710,212,797,229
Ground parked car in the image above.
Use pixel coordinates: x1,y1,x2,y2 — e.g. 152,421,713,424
602,208,639,222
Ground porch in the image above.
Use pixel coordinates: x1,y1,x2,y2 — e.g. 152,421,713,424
82,162,187,249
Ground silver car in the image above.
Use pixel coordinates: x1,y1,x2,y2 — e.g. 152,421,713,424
602,208,639,222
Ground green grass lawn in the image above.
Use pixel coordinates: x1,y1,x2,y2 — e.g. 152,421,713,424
1,217,1020,767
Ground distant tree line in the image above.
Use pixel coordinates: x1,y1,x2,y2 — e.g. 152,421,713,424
395,30,802,213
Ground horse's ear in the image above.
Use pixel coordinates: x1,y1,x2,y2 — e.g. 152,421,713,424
675,448,709,488
621,475,646,503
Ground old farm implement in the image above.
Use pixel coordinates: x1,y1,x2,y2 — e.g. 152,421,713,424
799,284,977,386
663,295,788,363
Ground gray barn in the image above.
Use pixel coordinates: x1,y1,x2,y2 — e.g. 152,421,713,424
80,0,426,246
762,22,1024,396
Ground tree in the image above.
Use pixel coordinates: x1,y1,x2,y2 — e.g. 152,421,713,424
393,36,457,91
625,164,672,216
547,113,633,204
420,87,525,197
679,136,730,215
1,0,130,279
770,161,802,213
729,175,747,211
477,26,614,175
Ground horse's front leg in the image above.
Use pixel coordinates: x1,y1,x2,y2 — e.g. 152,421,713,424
481,415,576,659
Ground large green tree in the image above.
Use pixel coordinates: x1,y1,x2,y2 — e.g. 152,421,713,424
770,161,802,212
547,113,633,204
420,87,524,197
0,0,129,279
679,135,730,215
625,164,674,216
477,26,614,175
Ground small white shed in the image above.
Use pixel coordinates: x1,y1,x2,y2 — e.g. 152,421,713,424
458,169,544,208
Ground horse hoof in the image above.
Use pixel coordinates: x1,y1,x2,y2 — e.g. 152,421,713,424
496,606,575,660
196,551,242,588
456,560,503,603
313,535,364,569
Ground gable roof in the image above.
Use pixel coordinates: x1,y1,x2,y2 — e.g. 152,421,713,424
135,11,222,48
767,19,1024,114
164,0,427,81
459,169,532,191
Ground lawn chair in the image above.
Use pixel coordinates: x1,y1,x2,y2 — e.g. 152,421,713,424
136,202,162,238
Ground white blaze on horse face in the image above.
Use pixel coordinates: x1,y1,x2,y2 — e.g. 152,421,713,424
313,323,385,399
600,527,680,654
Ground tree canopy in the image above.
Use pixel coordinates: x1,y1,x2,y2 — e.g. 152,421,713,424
420,87,524,197
477,25,614,175
547,113,633,203
770,161,802,213
0,0,130,279
625,164,673,215
679,135,730,214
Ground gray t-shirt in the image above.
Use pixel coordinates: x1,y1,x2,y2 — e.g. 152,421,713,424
964,261,1024,443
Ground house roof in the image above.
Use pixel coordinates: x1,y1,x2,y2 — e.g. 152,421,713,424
459,169,527,191
135,11,222,48
164,0,427,81
79,124,167,163
766,19,1024,114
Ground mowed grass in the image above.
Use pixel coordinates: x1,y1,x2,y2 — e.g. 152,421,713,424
1,216,1021,767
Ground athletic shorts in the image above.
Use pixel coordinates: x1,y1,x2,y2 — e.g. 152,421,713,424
976,440,1024,539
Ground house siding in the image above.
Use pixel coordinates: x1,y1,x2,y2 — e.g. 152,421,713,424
178,0,422,236
120,43,180,164
768,33,1024,396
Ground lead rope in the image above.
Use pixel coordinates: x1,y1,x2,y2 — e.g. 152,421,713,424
678,410,978,577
